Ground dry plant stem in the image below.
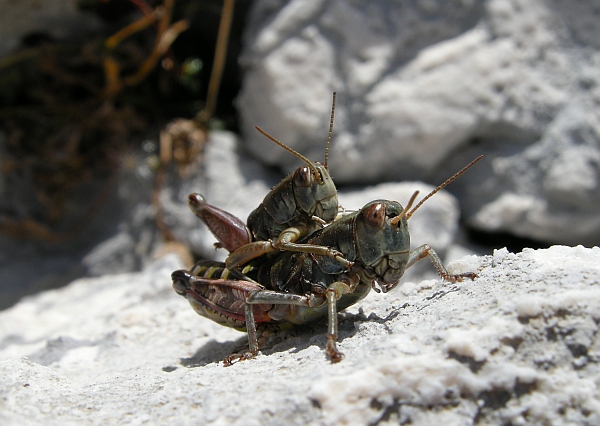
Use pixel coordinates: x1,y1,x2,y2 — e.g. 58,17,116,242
41,53,101,96
104,9,162,50
103,9,162,95
153,160,176,242
199,0,235,123
129,0,154,16
0,1,191,243
153,0,234,242
123,20,189,89
0,46,42,70
102,0,188,99
157,0,173,35
154,115,179,243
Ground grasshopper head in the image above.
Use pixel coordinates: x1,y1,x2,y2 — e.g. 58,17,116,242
292,161,338,222
355,200,411,293
254,92,339,226
172,269,192,296
353,156,484,293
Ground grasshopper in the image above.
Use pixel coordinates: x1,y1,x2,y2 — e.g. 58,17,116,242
172,156,483,364
189,92,351,269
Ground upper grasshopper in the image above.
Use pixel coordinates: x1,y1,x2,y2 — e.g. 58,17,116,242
173,156,483,364
189,92,351,270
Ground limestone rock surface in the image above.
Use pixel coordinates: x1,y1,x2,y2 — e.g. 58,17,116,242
237,0,600,245
1,246,599,425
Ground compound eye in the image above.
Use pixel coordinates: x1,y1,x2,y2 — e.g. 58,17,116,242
294,166,313,187
363,202,386,229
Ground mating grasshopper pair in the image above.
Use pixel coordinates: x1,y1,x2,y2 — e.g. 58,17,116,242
187,93,348,272
172,93,481,364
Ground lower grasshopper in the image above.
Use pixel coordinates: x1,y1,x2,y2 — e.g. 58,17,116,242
172,156,482,364
189,92,351,270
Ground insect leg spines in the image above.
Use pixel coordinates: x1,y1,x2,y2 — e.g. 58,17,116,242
406,244,477,283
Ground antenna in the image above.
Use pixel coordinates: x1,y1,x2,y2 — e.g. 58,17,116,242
405,155,483,220
390,191,420,226
254,126,323,184
324,92,336,170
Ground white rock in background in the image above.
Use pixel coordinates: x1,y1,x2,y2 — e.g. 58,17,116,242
237,0,600,245
1,247,599,424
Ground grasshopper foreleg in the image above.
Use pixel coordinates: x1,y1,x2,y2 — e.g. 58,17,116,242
249,282,356,364
325,280,355,363
246,281,353,364
226,225,353,270
223,302,259,366
274,238,354,270
407,244,477,282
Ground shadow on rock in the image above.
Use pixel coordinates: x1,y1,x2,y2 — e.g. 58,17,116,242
262,313,366,358
179,338,246,367
179,311,371,367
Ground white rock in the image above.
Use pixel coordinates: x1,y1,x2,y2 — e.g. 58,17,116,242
1,246,599,424
237,0,600,245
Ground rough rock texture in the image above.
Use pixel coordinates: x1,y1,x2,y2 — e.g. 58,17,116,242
237,0,600,246
1,246,599,425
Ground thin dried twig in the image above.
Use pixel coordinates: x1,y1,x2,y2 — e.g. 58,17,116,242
198,0,235,124
153,0,236,243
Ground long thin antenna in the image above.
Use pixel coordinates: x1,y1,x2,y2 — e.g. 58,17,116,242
390,190,419,226
255,126,324,184
406,155,483,220
324,92,336,170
